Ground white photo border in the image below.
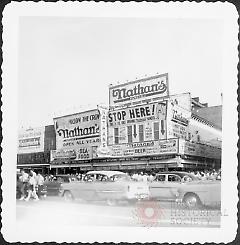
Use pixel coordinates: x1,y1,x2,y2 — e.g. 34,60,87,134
2,2,238,243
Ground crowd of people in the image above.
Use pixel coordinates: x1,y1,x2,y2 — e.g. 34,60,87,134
17,168,221,201
17,169,45,201
126,169,221,182
46,168,221,182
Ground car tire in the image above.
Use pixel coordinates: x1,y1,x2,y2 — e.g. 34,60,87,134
63,190,74,202
183,193,201,209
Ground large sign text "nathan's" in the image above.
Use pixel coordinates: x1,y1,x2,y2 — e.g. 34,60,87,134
54,109,101,151
112,81,167,100
109,74,169,107
56,124,99,139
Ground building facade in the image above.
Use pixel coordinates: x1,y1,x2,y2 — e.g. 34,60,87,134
18,73,221,174
17,125,56,173
105,74,221,171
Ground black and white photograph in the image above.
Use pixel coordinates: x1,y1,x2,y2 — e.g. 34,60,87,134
2,2,238,243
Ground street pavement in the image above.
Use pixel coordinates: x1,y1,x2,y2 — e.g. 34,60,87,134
16,196,221,228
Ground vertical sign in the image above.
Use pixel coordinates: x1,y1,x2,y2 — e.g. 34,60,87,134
97,105,111,157
144,122,153,141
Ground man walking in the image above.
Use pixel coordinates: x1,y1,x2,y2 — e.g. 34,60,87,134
19,169,29,200
36,172,45,198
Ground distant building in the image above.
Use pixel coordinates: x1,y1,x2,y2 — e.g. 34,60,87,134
17,125,56,173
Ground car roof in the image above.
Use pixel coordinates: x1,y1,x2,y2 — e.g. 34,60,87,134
157,171,189,174
86,170,126,177
156,172,199,179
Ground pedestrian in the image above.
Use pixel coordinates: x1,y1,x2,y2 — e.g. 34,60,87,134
25,171,39,201
19,169,29,200
148,173,154,182
142,173,148,182
30,169,37,179
36,172,45,198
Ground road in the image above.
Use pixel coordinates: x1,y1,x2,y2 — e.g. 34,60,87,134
16,196,221,228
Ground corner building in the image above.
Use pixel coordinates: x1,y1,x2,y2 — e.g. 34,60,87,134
48,73,221,173
105,73,221,171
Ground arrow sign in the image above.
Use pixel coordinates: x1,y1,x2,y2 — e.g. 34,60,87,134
160,120,165,135
133,124,137,138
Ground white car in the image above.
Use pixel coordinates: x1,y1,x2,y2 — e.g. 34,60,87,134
60,170,150,205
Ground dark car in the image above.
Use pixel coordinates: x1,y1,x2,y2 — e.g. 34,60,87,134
44,175,79,196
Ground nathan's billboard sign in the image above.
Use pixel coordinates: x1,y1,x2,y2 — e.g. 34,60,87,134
109,73,169,107
54,109,101,151
108,101,167,127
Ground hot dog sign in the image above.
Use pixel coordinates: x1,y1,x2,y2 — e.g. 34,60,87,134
109,73,169,107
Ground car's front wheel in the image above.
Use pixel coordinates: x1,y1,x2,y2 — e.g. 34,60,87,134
183,193,201,209
63,190,74,202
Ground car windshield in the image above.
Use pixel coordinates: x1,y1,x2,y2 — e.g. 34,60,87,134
181,173,201,182
155,175,166,182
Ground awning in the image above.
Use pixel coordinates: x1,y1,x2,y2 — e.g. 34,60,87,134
50,164,92,168
17,163,50,167
149,157,179,165
93,162,120,167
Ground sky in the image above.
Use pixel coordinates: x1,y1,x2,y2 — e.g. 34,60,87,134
18,16,223,128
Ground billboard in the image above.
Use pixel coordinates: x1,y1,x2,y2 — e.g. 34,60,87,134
109,139,178,158
167,94,191,139
18,127,45,154
179,139,221,159
108,101,167,127
169,93,192,111
109,73,169,108
54,109,101,156
50,147,93,161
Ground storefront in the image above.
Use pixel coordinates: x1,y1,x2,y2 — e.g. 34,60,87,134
17,125,56,174
48,73,221,173
105,74,221,171
50,106,110,173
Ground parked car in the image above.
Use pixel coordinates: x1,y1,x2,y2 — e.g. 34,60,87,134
59,170,150,205
149,171,221,208
44,175,79,196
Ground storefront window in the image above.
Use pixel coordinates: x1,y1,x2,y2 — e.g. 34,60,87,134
127,126,133,143
154,122,160,140
139,125,144,142
197,135,200,142
114,128,119,144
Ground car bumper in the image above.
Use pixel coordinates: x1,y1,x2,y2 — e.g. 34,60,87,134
127,193,150,200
